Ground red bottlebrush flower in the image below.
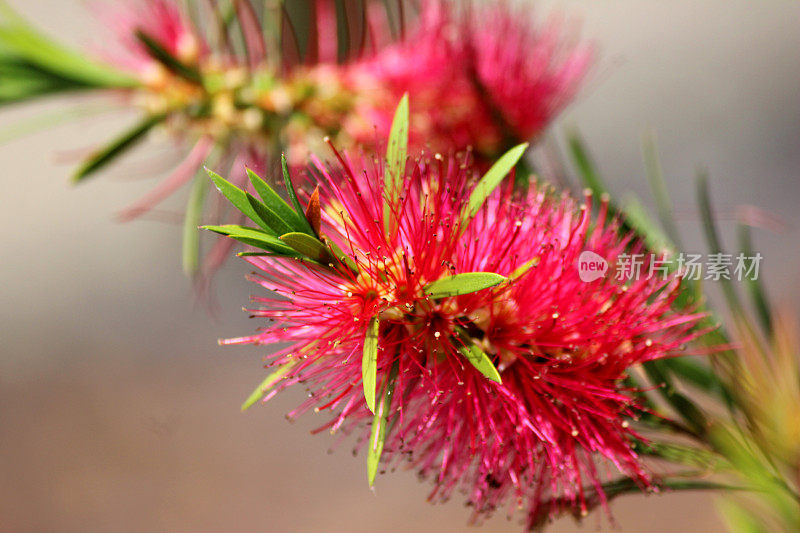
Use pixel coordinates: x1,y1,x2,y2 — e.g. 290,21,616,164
219,143,706,529
346,1,592,159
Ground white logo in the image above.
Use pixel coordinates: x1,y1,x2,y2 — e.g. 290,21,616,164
578,251,608,282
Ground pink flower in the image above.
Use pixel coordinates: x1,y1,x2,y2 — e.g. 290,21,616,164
347,1,592,159
224,148,706,527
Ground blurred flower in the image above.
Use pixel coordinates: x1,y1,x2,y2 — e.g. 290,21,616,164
0,1,590,281
220,144,706,528
348,2,591,160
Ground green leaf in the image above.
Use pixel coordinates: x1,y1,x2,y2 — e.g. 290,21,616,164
0,57,94,105
462,143,528,225
203,224,298,255
279,232,332,263
247,192,295,235
207,170,275,233
567,131,607,198
281,154,317,236
241,359,298,412
643,359,708,438
642,133,683,249
362,316,380,414
367,358,399,486
697,171,744,317
182,171,209,276
738,223,772,334
423,272,506,299
458,342,502,384
384,93,409,233
508,257,540,281
717,499,768,533
327,239,359,275
135,30,202,84
632,440,724,469
0,2,136,88
246,168,307,233
622,194,675,255
72,114,166,183
661,356,731,399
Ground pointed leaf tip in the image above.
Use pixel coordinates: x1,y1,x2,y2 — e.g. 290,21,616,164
279,232,331,263
367,359,399,486
423,272,506,299
383,94,409,233
462,143,528,226
459,343,502,384
362,316,380,413
241,360,297,412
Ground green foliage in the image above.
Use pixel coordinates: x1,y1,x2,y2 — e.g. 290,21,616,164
367,359,400,486
362,316,379,414
383,94,409,233
462,143,528,226
182,172,210,276
241,359,298,412
72,114,166,183
0,1,135,106
423,272,506,299
458,342,502,384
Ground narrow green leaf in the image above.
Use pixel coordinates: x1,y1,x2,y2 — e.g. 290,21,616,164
0,2,136,88
279,232,332,263
697,171,744,317
661,356,730,398
246,168,306,232
423,272,506,299
717,498,768,533
508,257,540,281
72,114,165,183
643,359,708,437
207,170,275,233
135,30,202,84
738,223,772,334
567,131,607,198
463,143,528,225
203,224,297,255
281,154,316,236
632,440,724,469
327,239,359,275
642,133,683,249
622,194,675,255
0,57,95,105
367,358,399,486
182,171,209,276
362,316,380,413
241,359,298,412
383,93,409,232
247,192,294,235
458,342,502,384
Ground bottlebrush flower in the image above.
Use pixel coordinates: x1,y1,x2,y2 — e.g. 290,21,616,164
1,1,589,281
207,112,707,529
346,1,592,159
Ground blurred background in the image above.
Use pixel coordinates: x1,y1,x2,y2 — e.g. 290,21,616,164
1,1,798,531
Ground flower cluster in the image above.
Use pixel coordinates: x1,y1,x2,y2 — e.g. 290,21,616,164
350,2,591,159
213,136,706,528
